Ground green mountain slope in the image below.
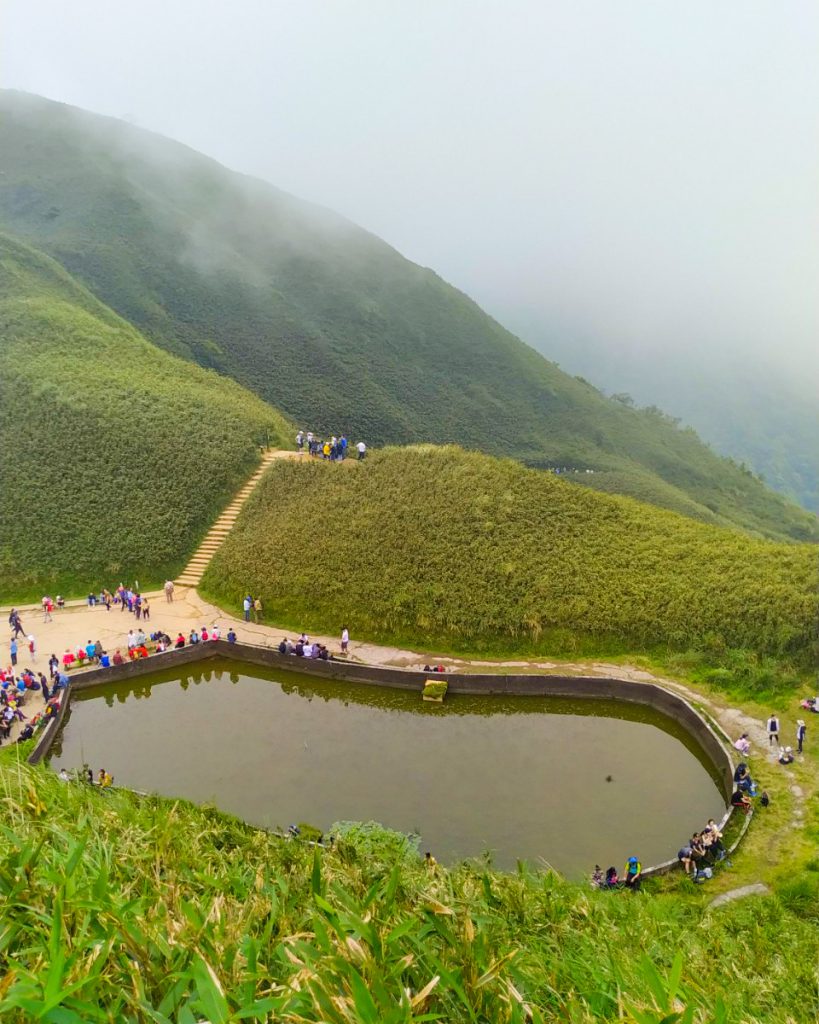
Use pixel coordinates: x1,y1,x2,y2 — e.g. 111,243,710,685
0,233,291,599
1,90,816,543
202,447,818,662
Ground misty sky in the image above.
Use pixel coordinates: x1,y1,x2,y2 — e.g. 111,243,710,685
4,0,818,392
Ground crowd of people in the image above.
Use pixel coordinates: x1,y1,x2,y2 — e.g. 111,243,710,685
295,431,367,460
591,856,644,891
58,765,113,788
277,635,334,661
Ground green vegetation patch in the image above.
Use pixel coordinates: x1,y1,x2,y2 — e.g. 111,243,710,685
0,756,815,1021
203,447,818,661
0,233,292,599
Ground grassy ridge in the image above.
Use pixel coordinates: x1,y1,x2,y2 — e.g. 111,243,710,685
0,233,292,599
202,447,818,661
0,753,816,1021
1,90,817,543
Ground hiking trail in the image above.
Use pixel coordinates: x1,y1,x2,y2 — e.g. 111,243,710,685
175,449,296,589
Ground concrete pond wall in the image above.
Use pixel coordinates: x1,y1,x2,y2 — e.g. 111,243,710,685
29,641,741,877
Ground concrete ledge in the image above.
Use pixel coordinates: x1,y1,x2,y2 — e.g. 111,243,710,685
29,640,738,877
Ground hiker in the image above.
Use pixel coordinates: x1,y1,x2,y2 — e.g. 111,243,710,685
797,720,806,754
340,435,348,459
623,857,642,891
9,611,24,639
730,789,752,814
733,734,750,756
767,713,779,746
341,626,349,654
253,597,262,623
604,867,620,889
243,595,252,622
296,430,304,452
677,843,695,875
164,580,174,604
356,440,366,460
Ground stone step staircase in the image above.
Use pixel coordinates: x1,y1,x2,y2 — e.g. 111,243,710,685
175,449,293,589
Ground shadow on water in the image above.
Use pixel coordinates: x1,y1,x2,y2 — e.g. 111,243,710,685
50,659,727,876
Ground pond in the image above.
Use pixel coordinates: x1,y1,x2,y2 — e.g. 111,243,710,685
49,660,727,875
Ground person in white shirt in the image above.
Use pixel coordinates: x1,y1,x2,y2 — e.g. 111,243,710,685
341,627,349,653
356,441,366,460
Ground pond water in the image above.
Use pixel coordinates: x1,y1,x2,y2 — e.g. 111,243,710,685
49,660,726,875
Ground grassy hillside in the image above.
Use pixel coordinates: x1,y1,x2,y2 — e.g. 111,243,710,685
0,91,816,544
202,447,818,662
0,750,816,1022
0,233,291,600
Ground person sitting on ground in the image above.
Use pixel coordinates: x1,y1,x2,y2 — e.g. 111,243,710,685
94,640,103,662
623,856,642,891
591,865,604,888
733,734,751,756
189,629,200,645
210,625,220,641
58,768,70,782
294,641,304,657
778,745,795,765
227,628,237,644
99,652,110,668
201,626,209,642
423,665,432,672
604,866,620,888
319,645,331,661
136,644,149,659
56,596,65,610
278,639,287,655
175,633,186,649
112,649,124,666
62,650,75,670
85,641,97,664
677,844,695,875
424,851,438,872
730,789,752,813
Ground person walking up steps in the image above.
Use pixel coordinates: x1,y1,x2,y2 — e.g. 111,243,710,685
767,713,780,747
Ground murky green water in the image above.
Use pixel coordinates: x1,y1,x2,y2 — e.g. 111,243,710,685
49,660,725,875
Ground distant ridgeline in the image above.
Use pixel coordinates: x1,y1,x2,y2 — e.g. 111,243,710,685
202,447,819,663
0,89,817,545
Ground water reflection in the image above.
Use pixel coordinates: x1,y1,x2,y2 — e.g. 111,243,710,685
51,660,726,875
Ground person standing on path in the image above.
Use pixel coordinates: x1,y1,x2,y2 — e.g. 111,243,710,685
356,440,366,460
9,637,18,667
341,626,349,654
767,713,780,747
142,598,150,621
296,430,304,453
164,580,174,604
27,635,36,662
253,597,263,623
42,597,53,623
797,720,806,754
243,595,252,622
